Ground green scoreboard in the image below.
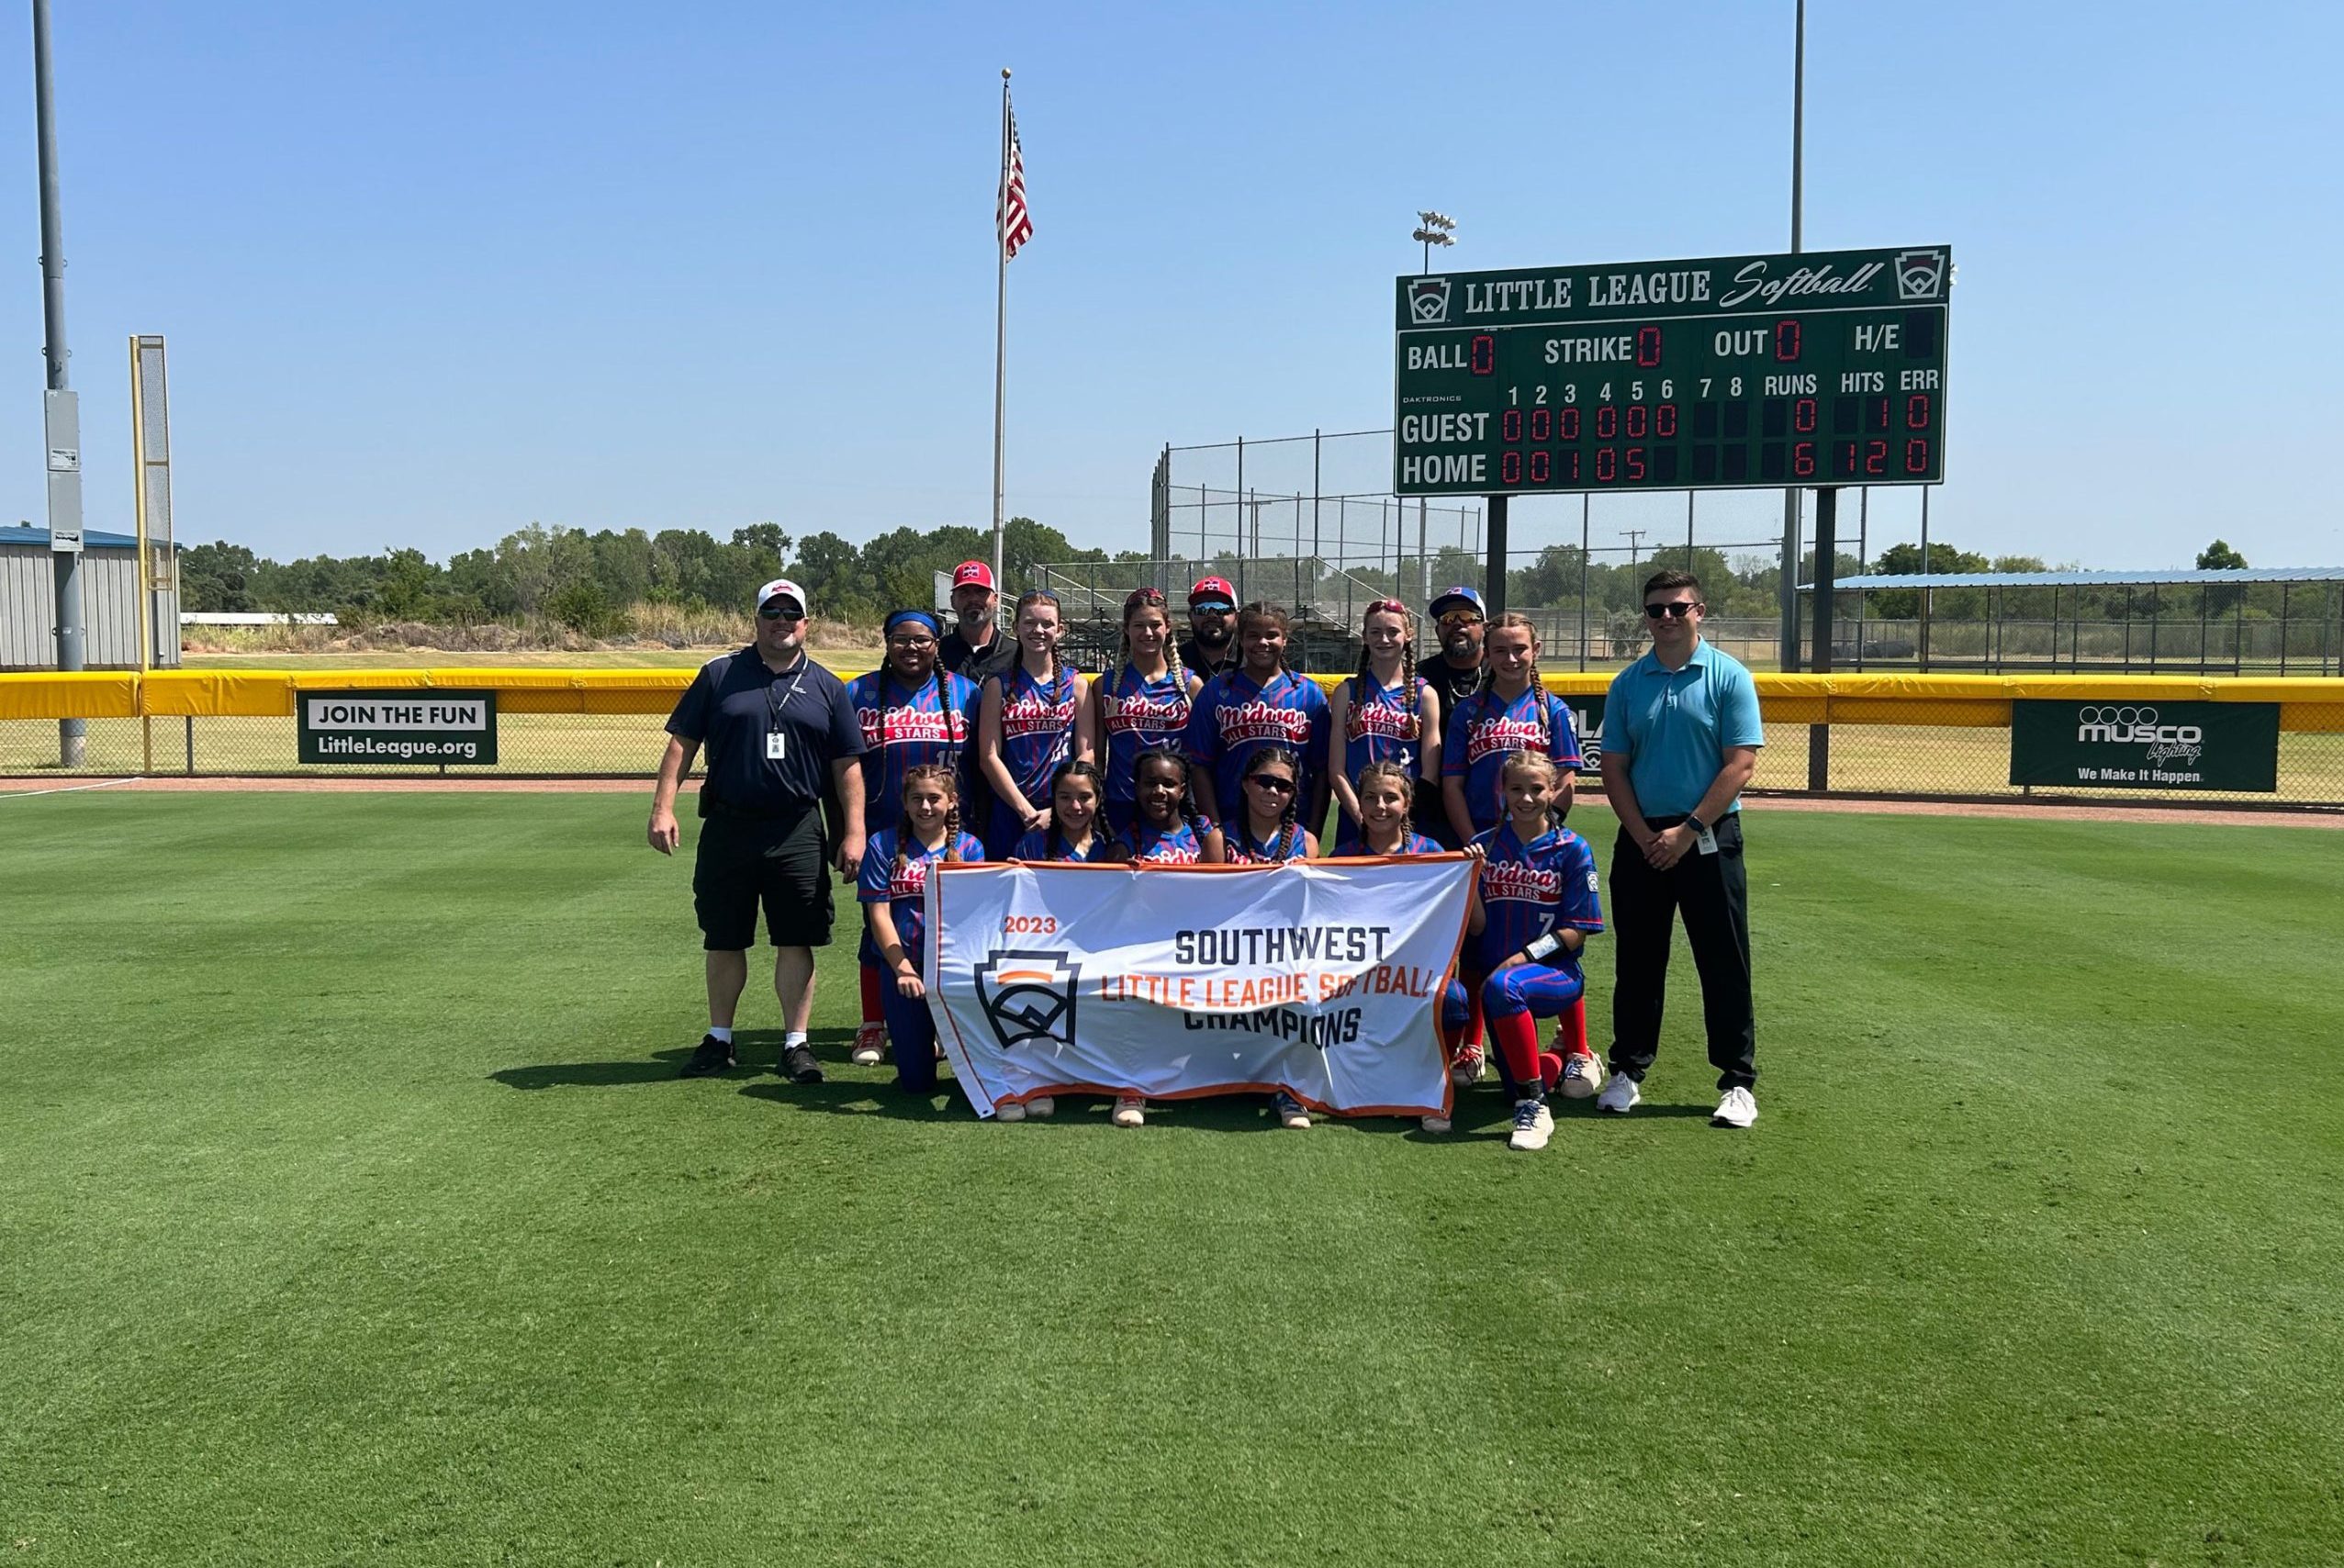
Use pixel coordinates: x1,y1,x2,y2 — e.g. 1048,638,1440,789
1393,245,1950,496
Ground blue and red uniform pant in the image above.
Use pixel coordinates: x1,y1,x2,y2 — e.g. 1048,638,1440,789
1441,961,1587,1097
868,954,941,1095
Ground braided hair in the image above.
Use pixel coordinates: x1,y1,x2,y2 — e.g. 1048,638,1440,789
893,761,964,876
1098,587,1181,739
1352,758,1417,853
1477,611,1554,750
1013,588,1069,707
1239,745,1304,862
880,610,947,758
1352,599,1420,742
1133,744,1205,840
1045,756,1107,860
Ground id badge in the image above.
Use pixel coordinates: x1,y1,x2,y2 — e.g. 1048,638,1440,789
766,731,788,761
1692,819,1719,856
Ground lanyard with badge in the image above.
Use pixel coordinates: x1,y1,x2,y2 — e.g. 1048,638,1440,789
766,659,809,761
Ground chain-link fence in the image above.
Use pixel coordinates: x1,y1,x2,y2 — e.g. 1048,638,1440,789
6,672,2341,812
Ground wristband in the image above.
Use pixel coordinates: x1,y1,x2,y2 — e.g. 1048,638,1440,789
1685,813,1708,835
1521,932,1563,963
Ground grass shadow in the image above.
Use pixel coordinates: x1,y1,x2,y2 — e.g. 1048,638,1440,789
488,1028,860,1091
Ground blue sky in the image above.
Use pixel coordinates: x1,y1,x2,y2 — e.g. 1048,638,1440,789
1,0,2338,572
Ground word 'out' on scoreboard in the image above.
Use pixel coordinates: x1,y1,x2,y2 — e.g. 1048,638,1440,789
1393,245,1950,497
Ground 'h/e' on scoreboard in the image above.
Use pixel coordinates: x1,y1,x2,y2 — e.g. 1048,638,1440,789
1393,245,1950,496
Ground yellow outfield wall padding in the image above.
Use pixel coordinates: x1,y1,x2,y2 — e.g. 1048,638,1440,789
4,667,2342,729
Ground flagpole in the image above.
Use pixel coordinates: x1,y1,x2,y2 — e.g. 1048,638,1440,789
991,68,1011,593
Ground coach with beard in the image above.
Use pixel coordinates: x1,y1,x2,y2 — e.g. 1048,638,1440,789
1178,577,1242,681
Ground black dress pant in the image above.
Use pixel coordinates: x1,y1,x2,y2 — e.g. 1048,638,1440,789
1608,813,1755,1091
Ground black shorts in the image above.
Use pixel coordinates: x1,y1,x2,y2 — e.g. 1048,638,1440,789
692,807,836,951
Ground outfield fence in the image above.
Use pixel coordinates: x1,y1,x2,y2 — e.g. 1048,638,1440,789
3,667,2340,810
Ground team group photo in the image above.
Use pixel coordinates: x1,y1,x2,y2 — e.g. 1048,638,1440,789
7,3,2342,1564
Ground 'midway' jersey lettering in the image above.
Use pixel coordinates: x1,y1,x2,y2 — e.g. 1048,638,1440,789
858,828,988,956
1344,673,1429,782
995,665,1079,799
1120,817,1209,865
1186,670,1329,815
1443,687,1585,833
1101,666,1194,803
1464,822,1602,973
846,670,980,810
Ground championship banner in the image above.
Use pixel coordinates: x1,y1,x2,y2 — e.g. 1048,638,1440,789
924,857,1475,1119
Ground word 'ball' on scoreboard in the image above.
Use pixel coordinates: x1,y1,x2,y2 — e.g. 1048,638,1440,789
1393,245,1950,496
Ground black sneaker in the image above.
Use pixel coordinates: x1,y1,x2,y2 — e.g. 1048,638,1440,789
679,1034,735,1078
779,1043,824,1084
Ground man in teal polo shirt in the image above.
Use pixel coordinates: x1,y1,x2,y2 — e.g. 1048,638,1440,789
1595,569,1765,1128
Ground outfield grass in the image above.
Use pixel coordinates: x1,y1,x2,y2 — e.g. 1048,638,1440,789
2,796,2340,1566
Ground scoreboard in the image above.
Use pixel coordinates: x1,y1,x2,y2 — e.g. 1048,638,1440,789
1393,245,1949,497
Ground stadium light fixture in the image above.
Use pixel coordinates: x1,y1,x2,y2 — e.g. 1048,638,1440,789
1411,211,1457,274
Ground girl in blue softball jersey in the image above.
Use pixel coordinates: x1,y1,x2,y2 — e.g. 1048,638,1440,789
858,763,989,1102
977,589,1096,859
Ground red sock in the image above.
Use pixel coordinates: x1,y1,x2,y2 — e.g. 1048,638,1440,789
858,965,883,1027
1558,996,1588,1056
1487,1010,1544,1098
1539,1051,1565,1092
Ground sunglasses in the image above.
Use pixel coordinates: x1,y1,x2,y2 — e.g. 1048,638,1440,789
758,605,805,622
1192,602,1234,615
1643,601,1702,620
1365,599,1408,618
1247,775,1296,794
1437,610,1484,628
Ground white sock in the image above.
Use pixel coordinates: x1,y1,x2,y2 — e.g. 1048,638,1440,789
708,1025,733,1045
784,1030,808,1048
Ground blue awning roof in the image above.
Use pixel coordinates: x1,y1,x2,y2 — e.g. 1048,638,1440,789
0,525,148,550
1808,568,2344,590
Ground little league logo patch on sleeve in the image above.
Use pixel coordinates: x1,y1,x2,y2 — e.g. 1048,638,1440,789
974,949,1082,1051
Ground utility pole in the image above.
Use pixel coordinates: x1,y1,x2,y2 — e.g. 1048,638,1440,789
33,0,86,766
1777,0,1806,675
1621,527,1648,580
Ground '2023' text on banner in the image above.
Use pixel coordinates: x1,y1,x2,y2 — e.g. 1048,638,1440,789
924,857,1476,1119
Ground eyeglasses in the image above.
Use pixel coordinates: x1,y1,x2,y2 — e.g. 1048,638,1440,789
1437,610,1484,629
758,605,805,622
885,633,936,648
1643,601,1702,620
1247,775,1296,794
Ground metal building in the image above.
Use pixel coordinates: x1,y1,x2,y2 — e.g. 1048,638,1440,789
0,524,180,669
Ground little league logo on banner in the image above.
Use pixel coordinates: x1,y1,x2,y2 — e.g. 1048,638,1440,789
924,858,1476,1119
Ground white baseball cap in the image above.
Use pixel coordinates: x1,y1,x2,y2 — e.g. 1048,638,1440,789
755,578,809,616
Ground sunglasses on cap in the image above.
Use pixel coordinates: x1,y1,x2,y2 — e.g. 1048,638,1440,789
758,602,805,622
1643,601,1702,620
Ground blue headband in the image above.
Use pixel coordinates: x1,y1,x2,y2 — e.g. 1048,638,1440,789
884,609,941,638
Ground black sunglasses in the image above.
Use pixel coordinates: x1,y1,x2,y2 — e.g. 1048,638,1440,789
1248,775,1296,794
759,604,806,622
1643,601,1701,620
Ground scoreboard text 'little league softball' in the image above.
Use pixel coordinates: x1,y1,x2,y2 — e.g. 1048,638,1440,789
1393,245,1950,497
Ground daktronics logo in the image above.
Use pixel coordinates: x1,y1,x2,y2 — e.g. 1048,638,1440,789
2077,705,2204,765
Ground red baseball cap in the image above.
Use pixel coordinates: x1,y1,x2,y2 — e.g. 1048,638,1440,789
951,561,995,591
1188,577,1236,608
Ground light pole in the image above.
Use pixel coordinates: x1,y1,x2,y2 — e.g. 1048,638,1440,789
1410,210,1455,274
32,0,86,767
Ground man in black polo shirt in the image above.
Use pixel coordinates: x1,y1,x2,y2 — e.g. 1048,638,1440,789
650,577,869,1083
937,560,1013,688
1177,576,1241,680
1415,584,1487,847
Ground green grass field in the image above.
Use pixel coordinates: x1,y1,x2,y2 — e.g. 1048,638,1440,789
4,794,2340,1566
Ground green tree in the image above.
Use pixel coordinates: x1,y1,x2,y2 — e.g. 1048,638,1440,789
179,542,260,612
2196,539,2249,615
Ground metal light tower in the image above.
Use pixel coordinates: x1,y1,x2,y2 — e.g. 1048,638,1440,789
1411,211,1455,274
32,0,86,765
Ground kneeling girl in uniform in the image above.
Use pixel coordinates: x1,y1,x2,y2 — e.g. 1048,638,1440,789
1014,758,1110,863
1101,746,1224,1128
1332,760,1456,1132
1224,745,1318,866
858,763,990,1104
1442,749,1604,1153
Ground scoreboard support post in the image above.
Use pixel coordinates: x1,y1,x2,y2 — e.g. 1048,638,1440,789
1485,494,1509,618
1806,485,1838,790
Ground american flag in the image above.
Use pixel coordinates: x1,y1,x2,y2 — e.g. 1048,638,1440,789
998,105,1033,260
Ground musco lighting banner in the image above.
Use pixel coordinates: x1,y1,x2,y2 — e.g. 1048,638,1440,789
2009,700,2280,792
924,857,1475,1119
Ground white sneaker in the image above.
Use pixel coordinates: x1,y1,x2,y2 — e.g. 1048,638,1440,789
1596,1071,1641,1114
1026,1096,1056,1120
849,1022,886,1068
1111,1096,1147,1128
1556,1050,1603,1100
1449,1044,1486,1088
1419,1113,1452,1134
1274,1092,1312,1129
995,1100,1027,1123
1507,1099,1554,1152
1712,1086,1758,1128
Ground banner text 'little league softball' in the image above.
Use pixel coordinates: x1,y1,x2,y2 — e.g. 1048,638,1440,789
924,857,1475,1118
